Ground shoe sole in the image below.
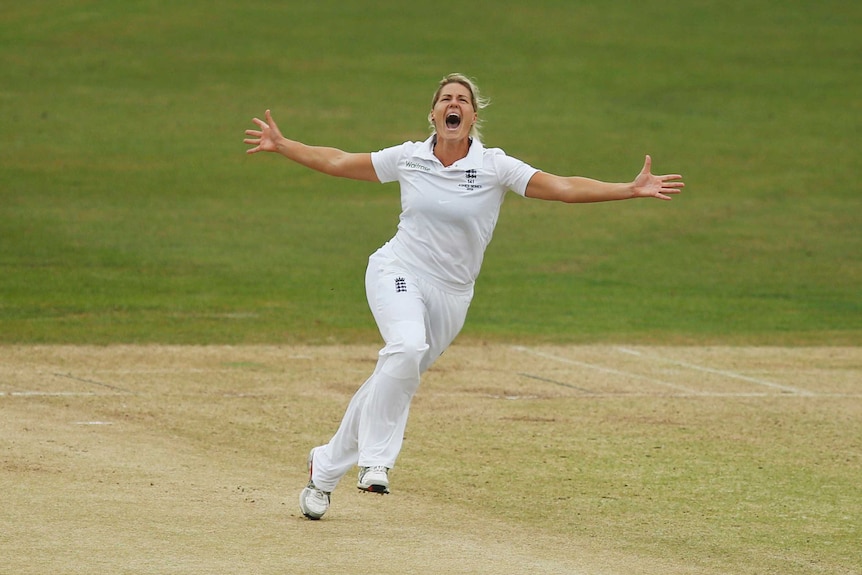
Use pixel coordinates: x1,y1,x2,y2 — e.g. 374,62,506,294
357,465,390,494
358,484,390,494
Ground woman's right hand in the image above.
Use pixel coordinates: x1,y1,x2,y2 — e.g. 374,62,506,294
244,109,283,154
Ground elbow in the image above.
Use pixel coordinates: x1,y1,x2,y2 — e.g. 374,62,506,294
321,155,347,178
555,183,580,203
526,174,576,203
326,153,361,179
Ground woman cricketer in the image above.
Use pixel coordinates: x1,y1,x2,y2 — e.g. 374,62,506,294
244,73,685,519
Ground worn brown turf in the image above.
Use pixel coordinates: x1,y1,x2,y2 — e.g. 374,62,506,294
2,345,860,575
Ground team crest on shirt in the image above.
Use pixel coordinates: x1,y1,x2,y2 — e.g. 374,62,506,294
459,169,481,190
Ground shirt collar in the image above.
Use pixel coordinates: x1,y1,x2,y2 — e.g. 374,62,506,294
415,134,485,170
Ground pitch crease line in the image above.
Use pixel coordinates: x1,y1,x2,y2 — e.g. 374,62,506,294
0,391,109,397
511,346,698,394
615,348,815,396
54,372,136,394
518,373,594,393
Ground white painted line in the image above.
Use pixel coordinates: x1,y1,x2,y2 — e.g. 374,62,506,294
616,347,816,396
0,391,102,397
512,346,700,394
73,421,114,425
487,391,862,399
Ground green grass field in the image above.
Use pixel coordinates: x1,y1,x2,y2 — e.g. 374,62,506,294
2,0,859,345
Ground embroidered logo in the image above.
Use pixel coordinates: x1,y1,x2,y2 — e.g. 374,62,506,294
459,169,481,190
395,277,407,293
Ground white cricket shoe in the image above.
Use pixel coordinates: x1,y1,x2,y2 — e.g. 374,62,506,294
357,465,390,494
299,448,330,520
300,483,330,520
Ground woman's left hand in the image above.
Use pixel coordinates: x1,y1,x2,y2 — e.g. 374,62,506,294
632,155,685,200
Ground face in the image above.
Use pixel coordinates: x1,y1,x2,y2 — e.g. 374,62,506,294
430,82,477,142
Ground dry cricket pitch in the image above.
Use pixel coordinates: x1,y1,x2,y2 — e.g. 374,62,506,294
2,344,860,574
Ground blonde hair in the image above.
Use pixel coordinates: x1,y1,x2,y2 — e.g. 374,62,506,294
428,73,489,140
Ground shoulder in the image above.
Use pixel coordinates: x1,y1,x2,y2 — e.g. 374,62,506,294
481,145,531,171
373,137,432,161
481,146,539,195
464,140,518,169
375,140,419,155
480,144,524,164
372,138,432,183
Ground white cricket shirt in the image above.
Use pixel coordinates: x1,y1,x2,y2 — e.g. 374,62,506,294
371,135,538,294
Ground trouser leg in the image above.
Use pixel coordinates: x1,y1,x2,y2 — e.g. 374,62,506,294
310,355,384,492
357,320,426,468
311,252,470,492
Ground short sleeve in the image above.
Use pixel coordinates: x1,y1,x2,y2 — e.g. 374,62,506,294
490,150,539,197
371,142,410,184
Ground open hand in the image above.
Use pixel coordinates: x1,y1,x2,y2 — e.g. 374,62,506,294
244,109,283,154
632,155,685,200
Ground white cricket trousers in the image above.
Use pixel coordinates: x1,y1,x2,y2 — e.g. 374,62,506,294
310,245,472,492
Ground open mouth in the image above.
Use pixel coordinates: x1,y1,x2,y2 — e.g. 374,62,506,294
445,113,462,130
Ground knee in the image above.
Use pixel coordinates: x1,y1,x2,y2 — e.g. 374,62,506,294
399,337,429,369
386,338,429,376
381,324,428,379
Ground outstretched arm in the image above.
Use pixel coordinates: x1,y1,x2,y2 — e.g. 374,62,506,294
525,155,684,203
244,109,379,182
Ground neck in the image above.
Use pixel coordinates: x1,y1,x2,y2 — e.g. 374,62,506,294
433,135,471,167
